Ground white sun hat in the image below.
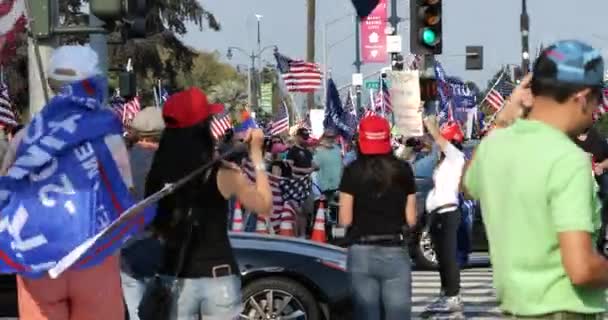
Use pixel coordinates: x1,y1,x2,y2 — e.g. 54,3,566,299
47,45,102,83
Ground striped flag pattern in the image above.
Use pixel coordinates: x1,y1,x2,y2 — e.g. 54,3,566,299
211,111,233,140
269,102,289,136
0,82,17,127
486,78,513,111
593,88,608,121
373,79,392,113
274,51,322,93
110,95,141,127
242,160,312,231
0,0,27,64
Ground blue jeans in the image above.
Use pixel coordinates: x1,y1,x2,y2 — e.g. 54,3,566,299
348,245,412,320
121,272,150,320
160,275,242,320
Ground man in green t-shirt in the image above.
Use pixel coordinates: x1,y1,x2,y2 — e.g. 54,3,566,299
465,40,608,319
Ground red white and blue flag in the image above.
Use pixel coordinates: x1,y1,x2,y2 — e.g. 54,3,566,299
274,51,322,93
269,102,289,136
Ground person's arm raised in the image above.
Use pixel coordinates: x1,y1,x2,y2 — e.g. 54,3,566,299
218,129,273,216
494,73,533,129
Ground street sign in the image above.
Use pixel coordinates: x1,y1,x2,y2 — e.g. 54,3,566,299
365,80,391,89
365,81,380,89
386,35,402,53
352,73,363,86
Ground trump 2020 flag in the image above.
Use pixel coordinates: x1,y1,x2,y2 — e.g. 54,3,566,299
0,76,156,278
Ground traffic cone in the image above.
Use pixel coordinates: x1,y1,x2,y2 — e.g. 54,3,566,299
311,201,327,243
279,202,296,237
255,215,269,234
232,201,244,232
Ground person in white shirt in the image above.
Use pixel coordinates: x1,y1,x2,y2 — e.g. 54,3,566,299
422,116,466,318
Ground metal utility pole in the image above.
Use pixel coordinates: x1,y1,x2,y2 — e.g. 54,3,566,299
306,0,316,112
89,12,108,103
521,0,530,76
27,0,58,118
354,16,362,112
388,0,401,68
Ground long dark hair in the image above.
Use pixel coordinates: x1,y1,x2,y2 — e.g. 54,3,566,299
145,118,215,237
352,147,411,195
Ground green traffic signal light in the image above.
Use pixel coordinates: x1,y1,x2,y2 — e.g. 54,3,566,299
421,28,438,46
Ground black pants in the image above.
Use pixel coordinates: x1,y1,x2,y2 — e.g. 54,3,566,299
430,209,461,296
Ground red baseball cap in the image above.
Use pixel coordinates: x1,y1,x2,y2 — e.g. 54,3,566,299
358,115,391,155
440,121,464,143
162,88,224,128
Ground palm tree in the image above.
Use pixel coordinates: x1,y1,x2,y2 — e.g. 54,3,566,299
208,80,248,110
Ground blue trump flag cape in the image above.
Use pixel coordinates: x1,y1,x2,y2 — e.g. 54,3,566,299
0,76,156,278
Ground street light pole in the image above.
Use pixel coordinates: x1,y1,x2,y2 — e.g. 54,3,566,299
521,0,530,76
354,16,362,112
322,13,355,107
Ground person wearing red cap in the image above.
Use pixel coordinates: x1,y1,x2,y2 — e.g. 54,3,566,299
421,115,466,318
338,115,417,320
144,87,273,319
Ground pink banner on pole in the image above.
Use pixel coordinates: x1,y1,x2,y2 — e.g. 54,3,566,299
360,0,388,64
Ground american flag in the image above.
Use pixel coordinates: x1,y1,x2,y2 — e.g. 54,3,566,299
343,90,356,116
486,77,514,111
593,88,608,121
0,0,26,64
242,160,312,231
374,78,392,113
296,113,312,130
160,88,169,103
110,95,141,126
0,82,17,127
274,51,322,93
269,102,289,136
211,111,233,140
363,108,376,118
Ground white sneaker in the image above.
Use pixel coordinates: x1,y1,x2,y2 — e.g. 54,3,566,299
425,295,463,313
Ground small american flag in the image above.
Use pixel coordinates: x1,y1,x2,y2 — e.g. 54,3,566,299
374,79,392,113
363,108,376,118
296,113,312,130
110,95,141,126
486,78,513,111
274,51,322,93
0,82,17,127
242,160,312,231
593,88,608,121
211,111,233,140
269,102,289,136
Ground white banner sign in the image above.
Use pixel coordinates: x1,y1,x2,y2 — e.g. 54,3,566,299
309,109,325,139
387,70,423,137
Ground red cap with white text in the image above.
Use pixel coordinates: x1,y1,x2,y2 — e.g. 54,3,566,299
358,115,391,155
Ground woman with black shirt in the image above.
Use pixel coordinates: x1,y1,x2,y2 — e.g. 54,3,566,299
145,88,273,320
339,115,417,320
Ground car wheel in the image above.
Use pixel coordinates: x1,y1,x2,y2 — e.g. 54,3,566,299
240,277,321,320
412,229,439,270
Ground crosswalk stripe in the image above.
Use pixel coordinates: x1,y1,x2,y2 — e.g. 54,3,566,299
413,268,502,319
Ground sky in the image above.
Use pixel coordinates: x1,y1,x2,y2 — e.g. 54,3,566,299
181,0,608,90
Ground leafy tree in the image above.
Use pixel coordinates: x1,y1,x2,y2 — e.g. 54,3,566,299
208,79,248,109
6,0,238,114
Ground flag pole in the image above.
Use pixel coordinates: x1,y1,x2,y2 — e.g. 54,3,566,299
369,88,375,111
478,67,507,107
153,87,159,108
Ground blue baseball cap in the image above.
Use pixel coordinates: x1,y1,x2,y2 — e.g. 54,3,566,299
536,40,604,87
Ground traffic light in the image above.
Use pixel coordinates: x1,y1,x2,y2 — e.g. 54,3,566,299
419,78,438,101
90,0,148,38
27,0,52,38
90,0,125,22
410,0,442,55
